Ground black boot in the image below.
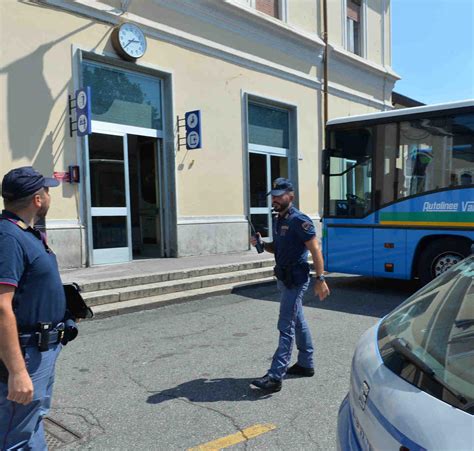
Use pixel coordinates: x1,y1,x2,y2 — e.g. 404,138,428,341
286,363,315,377
250,375,282,392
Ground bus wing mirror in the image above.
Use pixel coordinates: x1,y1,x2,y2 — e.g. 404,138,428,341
322,148,332,176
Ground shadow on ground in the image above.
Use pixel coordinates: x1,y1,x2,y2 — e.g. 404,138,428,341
233,275,420,318
147,377,273,404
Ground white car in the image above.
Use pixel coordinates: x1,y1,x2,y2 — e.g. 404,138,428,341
337,255,474,450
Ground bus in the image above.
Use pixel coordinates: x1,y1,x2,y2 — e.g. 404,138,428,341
322,100,474,285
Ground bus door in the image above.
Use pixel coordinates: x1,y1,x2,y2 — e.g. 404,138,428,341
324,128,375,276
325,227,374,276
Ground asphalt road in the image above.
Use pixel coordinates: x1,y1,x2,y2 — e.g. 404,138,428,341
50,275,419,450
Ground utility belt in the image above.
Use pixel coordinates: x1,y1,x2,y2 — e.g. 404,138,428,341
15,283,91,353
19,320,78,352
273,262,310,288
0,321,79,384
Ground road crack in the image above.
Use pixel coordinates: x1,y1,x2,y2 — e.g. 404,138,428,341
155,393,248,440
50,405,105,443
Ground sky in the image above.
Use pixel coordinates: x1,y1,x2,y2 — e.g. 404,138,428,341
392,0,474,105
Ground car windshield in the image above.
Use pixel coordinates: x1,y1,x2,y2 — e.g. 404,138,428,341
378,256,474,412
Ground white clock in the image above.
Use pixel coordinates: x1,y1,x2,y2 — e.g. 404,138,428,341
111,22,147,61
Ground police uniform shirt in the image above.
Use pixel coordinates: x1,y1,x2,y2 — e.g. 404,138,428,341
273,206,316,285
0,210,66,330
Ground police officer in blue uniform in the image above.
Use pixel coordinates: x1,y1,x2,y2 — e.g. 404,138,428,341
250,178,330,392
0,167,67,450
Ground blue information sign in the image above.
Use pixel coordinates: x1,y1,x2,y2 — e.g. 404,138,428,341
76,87,91,137
185,110,202,150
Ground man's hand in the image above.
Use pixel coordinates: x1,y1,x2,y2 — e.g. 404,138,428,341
8,369,34,405
250,232,261,247
314,280,330,301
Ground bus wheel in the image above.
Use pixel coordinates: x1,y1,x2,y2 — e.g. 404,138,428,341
418,239,471,285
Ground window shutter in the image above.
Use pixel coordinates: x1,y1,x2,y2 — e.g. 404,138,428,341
347,0,360,22
256,0,280,19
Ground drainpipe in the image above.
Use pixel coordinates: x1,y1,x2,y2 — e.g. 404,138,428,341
321,0,329,223
322,0,329,145
381,0,389,110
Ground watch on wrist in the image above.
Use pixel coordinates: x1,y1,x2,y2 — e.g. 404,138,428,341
315,274,326,283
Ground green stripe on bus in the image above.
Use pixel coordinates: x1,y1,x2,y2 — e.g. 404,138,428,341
380,212,474,223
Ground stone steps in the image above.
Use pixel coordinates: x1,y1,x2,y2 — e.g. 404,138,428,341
81,265,276,311
77,259,275,293
91,276,276,319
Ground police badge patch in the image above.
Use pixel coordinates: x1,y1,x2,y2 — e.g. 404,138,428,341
302,221,312,231
280,224,289,236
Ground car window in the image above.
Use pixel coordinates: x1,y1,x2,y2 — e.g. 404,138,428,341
378,256,474,412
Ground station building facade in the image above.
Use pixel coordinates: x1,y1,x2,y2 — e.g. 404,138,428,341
0,0,399,268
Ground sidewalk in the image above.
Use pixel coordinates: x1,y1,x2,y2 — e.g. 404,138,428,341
61,250,274,284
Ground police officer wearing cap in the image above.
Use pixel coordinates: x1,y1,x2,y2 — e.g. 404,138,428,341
0,167,68,449
250,178,330,392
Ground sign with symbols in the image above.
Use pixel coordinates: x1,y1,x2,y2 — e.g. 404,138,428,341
185,110,202,150
75,87,91,137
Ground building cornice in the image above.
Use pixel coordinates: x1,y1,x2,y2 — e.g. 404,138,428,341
328,80,392,109
220,0,325,50
151,0,322,61
330,44,400,81
42,0,394,109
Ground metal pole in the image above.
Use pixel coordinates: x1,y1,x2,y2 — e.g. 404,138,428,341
322,0,329,146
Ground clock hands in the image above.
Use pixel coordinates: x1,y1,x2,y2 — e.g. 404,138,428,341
123,38,139,49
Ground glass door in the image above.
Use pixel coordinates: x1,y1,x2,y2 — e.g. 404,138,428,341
249,152,288,238
86,130,131,265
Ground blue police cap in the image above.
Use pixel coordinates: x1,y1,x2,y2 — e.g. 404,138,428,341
267,177,294,196
1,166,59,201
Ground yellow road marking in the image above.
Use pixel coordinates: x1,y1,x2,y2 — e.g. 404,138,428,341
188,423,277,451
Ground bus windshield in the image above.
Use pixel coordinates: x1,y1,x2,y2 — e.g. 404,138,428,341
327,112,474,217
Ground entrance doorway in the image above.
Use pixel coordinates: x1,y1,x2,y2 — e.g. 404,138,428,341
247,100,292,239
86,123,164,265
128,135,163,259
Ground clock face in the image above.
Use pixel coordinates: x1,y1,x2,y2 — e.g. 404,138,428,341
116,23,147,60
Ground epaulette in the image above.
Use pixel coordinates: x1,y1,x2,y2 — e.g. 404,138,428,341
0,216,29,231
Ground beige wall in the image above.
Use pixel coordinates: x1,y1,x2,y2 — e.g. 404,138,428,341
385,0,392,66
0,0,323,220
328,94,380,120
288,0,318,34
367,0,383,65
174,56,321,217
327,0,344,47
0,0,100,220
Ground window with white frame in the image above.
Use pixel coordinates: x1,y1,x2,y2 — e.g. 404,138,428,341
248,102,290,238
347,0,362,55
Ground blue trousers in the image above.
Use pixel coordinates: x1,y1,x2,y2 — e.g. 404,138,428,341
0,344,61,451
268,280,313,381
